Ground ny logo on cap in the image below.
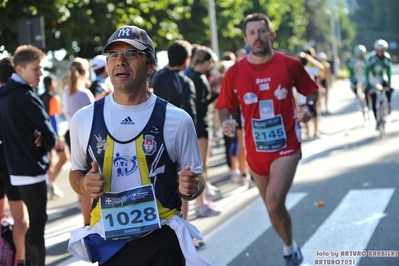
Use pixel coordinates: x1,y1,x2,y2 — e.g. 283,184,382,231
118,28,131,37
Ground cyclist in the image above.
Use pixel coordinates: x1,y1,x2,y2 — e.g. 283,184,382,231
347,44,369,113
365,39,393,129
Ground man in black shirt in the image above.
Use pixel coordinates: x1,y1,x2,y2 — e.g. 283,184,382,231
0,45,57,266
152,40,196,125
151,40,199,246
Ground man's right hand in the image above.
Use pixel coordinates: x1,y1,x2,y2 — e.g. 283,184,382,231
82,161,106,199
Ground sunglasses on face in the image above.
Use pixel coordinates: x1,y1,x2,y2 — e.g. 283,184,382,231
104,49,146,60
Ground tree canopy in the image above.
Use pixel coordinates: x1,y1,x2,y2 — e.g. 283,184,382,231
1,0,397,64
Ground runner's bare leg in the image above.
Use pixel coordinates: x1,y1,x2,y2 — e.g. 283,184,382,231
250,150,301,246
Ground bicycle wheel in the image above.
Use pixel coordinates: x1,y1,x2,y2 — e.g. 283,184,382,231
360,92,369,121
378,99,387,138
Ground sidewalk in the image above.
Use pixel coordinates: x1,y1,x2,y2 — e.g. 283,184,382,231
303,79,361,138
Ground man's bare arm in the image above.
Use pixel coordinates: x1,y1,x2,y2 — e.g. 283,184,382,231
69,169,87,195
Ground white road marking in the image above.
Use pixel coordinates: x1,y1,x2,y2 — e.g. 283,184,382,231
301,188,395,266
198,192,307,266
45,215,84,249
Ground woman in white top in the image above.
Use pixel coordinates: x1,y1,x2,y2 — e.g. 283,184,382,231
61,59,95,226
62,60,95,122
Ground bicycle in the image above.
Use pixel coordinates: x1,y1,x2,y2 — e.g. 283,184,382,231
374,84,389,138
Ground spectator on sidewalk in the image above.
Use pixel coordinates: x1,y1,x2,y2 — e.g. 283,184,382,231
0,56,30,266
316,52,332,115
183,43,200,76
151,40,197,223
235,48,247,61
217,58,246,185
219,50,254,187
40,76,67,198
89,55,113,100
217,53,234,169
215,13,319,266
0,45,58,266
62,59,95,226
67,25,209,266
232,49,253,187
299,49,325,139
187,46,222,218
152,40,196,124
0,57,14,216
72,57,92,89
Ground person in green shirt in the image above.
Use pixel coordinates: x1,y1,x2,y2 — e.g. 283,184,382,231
365,39,393,128
347,44,369,115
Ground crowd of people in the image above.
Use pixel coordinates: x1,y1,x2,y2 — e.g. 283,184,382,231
0,10,394,266
0,45,113,265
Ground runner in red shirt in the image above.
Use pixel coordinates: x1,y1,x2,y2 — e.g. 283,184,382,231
215,13,319,266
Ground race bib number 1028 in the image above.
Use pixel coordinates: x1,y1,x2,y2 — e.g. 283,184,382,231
100,184,161,240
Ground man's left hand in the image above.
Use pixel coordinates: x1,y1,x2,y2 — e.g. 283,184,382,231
296,105,313,123
178,166,200,197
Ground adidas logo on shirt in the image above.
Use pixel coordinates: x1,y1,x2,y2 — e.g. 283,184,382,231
120,116,135,125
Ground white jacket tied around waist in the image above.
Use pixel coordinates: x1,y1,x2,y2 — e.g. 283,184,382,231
68,215,211,266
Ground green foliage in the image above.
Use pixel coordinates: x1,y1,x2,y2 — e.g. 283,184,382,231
351,0,399,58
0,0,194,58
270,0,308,54
0,0,361,63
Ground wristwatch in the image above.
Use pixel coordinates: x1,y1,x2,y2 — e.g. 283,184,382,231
302,101,315,114
179,186,200,201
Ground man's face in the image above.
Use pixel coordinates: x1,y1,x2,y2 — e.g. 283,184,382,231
106,42,154,92
16,59,44,87
244,20,274,57
376,49,385,57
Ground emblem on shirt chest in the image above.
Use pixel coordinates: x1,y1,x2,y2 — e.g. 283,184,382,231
114,151,138,177
95,134,109,154
274,84,288,100
142,135,157,156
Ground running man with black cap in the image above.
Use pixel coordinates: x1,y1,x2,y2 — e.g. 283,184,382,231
67,26,210,266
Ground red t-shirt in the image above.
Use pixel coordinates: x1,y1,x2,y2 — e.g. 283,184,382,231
215,51,318,156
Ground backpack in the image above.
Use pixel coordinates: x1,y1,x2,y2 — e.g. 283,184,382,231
0,218,16,266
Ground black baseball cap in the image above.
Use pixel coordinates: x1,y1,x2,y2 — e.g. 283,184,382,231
102,26,155,58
